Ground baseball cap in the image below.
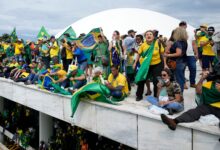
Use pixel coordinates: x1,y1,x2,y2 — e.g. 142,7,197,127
50,35,55,39
208,26,215,32
128,29,137,34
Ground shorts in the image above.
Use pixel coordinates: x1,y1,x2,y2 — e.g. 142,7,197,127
202,55,215,69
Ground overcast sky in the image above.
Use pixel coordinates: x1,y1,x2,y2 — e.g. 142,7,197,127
0,0,219,40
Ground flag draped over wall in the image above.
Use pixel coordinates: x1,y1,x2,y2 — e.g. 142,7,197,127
71,82,124,117
37,26,50,39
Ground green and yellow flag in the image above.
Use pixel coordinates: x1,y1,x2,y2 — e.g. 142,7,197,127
75,27,102,50
71,82,124,117
58,26,76,42
37,26,50,39
10,27,17,42
135,41,155,83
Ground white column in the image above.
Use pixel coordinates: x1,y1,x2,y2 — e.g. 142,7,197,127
0,97,4,143
0,97,4,113
39,112,53,144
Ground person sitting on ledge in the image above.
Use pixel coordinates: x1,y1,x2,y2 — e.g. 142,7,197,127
57,65,87,94
92,66,104,84
105,65,129,99
146,68,184,115
161,69,220,130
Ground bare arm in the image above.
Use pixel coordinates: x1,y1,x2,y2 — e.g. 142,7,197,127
196,71,209,94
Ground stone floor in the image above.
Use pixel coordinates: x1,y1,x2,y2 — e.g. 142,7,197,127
123,64,202,113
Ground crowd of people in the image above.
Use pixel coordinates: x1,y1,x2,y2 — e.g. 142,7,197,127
0,20,220,130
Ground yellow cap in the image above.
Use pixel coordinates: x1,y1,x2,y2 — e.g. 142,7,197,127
200,24,208,29
69,65,78,72
38,37,43,41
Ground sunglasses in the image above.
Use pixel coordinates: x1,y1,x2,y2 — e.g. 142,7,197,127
161,74,167,77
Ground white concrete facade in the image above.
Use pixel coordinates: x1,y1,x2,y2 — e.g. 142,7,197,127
0,78,219,150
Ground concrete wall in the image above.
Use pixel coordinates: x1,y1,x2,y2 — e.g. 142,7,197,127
0,78,220,150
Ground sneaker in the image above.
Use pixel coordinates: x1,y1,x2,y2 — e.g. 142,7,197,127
145,91,152,96
184,83,188,89
160,114,177,130
136,96,143,101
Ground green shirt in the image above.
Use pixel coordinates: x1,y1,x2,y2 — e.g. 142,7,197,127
66,69,84,79
95,42,108,56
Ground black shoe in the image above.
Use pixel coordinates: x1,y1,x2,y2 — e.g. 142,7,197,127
145,91,152,96
161,114,177,130
136,97,143,101
167,108,174,115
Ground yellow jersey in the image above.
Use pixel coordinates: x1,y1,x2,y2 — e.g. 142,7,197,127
108,73,129,95
138,41,163,65
50,41,59,58
200,36,215,56
56,70,67,80
63,43,73,59
2,43,10,52
14,43,24,55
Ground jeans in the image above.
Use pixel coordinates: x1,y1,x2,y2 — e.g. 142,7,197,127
72,80,87,90
174,62,186,92
110,90,123,98
186,56,196,85
146,96,184,112
78,61,88,71
28,74,40,84
15,54,22,62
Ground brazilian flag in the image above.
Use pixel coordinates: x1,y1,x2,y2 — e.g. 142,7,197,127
71,82,125,117
75,27,102,50
37,26,50,39
40,75,71,95
196,81,220,108
10,27,17,43
57,26,76,42
135,41,155,83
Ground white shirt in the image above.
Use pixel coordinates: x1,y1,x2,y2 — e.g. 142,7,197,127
187,32,195,56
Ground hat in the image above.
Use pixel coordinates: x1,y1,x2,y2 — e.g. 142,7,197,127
93,66,103,73
208,26,215,32
179,21,187,26
38,37,43,41
69,65,78,72
200,24,208,29
128,29,137,34
17,39,22,42
50,35,55,39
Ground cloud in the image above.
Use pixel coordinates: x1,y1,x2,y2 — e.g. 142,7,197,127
0,0,220,40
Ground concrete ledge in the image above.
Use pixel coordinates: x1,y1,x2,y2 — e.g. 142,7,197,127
0,143,9,150
0,78,220,149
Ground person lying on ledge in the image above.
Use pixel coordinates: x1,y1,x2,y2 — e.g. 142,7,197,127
161,70,220,130
146,68,184,115
105,65,129,99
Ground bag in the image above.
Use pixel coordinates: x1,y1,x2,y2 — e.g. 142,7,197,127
167,59,176,69
61,47,66,59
